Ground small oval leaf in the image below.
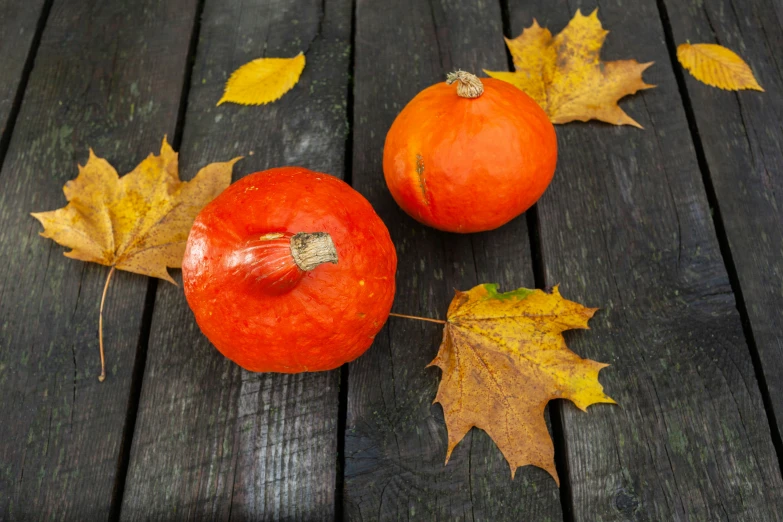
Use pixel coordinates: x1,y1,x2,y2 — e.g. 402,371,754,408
218,53,306,106
677,43,763,91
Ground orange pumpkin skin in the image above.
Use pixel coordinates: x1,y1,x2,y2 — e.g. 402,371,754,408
182,167,397,373
383,76,557,233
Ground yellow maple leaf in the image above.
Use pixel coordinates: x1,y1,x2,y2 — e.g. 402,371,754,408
218,53,306,106
677,43,763,91
427,284,615,483
32,138,239,380
485,10,654,127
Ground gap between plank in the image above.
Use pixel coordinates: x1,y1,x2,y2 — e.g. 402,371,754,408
497,0,574,520
335,363,350,521
342,0,356,188
335,1,357,519
108,277,157,521
528,204,574,522
0,0,54,173
654,0,783,479
108,0,207,518
527,202,575,522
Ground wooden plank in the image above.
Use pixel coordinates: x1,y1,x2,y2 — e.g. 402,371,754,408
661,0,783,448
0,0,47,146
0,0,198,519
506,0,783,519
119,0,352,519
344,0,563,519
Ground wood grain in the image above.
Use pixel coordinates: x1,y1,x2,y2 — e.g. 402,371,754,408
119,0,352,519
661,0,783,452
506,0,783,519
344,0,563,519
0,0,48,148
0,0,198,519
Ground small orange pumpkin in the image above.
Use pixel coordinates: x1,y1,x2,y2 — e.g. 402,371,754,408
182,167,397,373
383,71,557,233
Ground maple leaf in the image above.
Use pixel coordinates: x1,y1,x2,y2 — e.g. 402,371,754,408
677,43,763,92
218,53,306,106
485,10,654,127
32,138,238,380
427,284,615,483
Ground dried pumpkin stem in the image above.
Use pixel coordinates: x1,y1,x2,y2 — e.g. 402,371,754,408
389,312,446,324
446,70,484,98
291,232,338,271
98,265,115,382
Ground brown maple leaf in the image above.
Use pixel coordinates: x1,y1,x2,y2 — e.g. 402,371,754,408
427,284,615,483
32,138,239,381
485,10,654,127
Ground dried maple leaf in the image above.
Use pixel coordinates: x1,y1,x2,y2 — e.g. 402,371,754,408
485,10,654,127
677,43,763,92
426,284,615,483
32,138,238,380
218,53,306,106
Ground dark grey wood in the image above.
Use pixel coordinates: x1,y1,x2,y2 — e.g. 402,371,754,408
0,0,198,519
344,0,562,520
119,0,352,519
661,0,783,451
507,0,783,519
0,0,47,145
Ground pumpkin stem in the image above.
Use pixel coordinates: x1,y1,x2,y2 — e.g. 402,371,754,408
446,70,484,98
290,232,338,271
225,231,337,295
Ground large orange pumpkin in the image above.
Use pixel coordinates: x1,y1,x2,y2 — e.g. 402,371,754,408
182,167,397,373
383,71,557,233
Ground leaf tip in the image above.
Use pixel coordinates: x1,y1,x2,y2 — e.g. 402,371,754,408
548,467,560,487
158,270,178,286
444,444,456,465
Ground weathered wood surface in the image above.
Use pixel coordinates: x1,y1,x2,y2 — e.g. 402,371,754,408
661,0,783,447
119,0,352,519
0,0,198,519
3,0,783,519
0,0,48,150
507,0,783,520
344,0,563,520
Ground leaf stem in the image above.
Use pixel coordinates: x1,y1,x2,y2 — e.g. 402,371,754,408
98,266,115,382
389,312,446,324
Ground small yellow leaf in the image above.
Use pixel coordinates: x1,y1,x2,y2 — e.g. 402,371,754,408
429,284,615,483
677,43,763,91
218,53,306,106
485,9,655,127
